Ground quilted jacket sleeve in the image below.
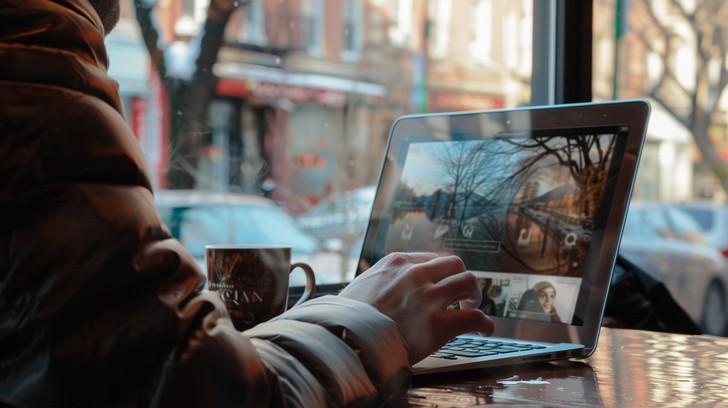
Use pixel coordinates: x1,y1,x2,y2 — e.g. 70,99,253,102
152,296,410,408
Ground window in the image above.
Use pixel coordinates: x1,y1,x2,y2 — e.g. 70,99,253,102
469,0,492,66
301,0,324,55
341,0,363,60
236,0,268,46
595,0,728,335
101,0,728,336
428,0,451,58
388,0,414,47
174,0,207,36
110,0,549,289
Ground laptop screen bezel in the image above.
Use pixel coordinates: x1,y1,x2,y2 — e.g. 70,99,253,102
355,100,650,355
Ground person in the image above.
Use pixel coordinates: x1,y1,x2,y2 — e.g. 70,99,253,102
516,289,543,313
478,278,497,315
533,281,561,323
0,1,494,407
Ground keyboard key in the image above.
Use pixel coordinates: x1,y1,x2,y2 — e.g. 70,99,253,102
432,337,546,359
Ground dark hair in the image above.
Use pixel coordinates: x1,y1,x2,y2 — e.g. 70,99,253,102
517,289,544,313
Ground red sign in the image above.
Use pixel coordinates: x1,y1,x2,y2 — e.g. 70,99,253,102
430,90,505,111
294,152,327,168
131,97,146,142
216,77,347,107
216,77,253,97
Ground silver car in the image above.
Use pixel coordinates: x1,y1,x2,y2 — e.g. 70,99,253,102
674,201,728,258
298,185,376,242
154,190,345,285
297,185,376,280
619,202,728,335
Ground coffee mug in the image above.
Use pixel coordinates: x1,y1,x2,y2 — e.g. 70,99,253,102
205,245,316,331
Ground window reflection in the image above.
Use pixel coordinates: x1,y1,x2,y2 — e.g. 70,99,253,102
108,0,728,336
595,0,728,336
107,0,534,284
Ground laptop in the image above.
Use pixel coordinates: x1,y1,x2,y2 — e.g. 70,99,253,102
355,100,651,375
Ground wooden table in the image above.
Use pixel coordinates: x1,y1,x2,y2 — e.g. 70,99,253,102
407,327,728,406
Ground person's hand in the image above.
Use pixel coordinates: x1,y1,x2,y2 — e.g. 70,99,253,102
338,252,495,365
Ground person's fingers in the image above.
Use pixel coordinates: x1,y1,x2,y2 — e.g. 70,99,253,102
436,308,495,339
346,252,435,286
407,308,495,363
376,252,438,273
458,297,482,310
340,252,441,300
397,251,439,265
428,271,482,309
413,255,467,283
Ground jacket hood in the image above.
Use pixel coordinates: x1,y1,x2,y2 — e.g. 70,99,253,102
0,0,122,112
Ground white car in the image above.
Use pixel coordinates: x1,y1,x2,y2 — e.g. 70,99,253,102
154,190,346,286
619,202,728,335
674,201,728,258
298,185,376,242
297,185,376,280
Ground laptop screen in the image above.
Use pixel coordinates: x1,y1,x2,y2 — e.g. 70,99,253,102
358,101,649,343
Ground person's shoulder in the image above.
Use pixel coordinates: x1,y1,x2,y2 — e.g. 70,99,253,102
1,81,125,132
63,91,130,140
1,81,150,186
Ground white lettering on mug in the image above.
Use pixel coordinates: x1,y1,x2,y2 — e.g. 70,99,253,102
219,288,264,305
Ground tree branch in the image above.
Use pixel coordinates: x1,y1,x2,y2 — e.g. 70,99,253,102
133,0,167,78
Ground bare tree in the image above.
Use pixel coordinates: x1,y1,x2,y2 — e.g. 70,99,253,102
627,0,728,192
431,140,514,224
134,0,246,189
432,134,615,276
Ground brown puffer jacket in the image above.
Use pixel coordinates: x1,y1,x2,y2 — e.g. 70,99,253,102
0,1,410,407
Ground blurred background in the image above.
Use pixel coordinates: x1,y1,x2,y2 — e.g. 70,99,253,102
107,0,728,335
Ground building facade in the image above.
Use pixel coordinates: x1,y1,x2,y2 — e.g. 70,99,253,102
107,0,531,212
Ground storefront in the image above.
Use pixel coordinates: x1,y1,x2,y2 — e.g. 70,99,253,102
211,60,387,213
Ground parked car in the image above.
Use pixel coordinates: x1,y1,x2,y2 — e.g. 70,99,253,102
298,185,376,242
154,190,345,285
297,185,376,280
619,202,728,335
674,201,728,258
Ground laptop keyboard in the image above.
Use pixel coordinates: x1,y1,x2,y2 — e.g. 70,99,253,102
431,337,548,359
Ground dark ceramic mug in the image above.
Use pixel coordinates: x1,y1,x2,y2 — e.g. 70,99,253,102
205,245,316,331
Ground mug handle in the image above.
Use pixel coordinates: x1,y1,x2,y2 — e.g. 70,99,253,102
290,262,316,307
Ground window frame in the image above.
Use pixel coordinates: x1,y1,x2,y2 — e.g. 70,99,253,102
531,0,592,105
